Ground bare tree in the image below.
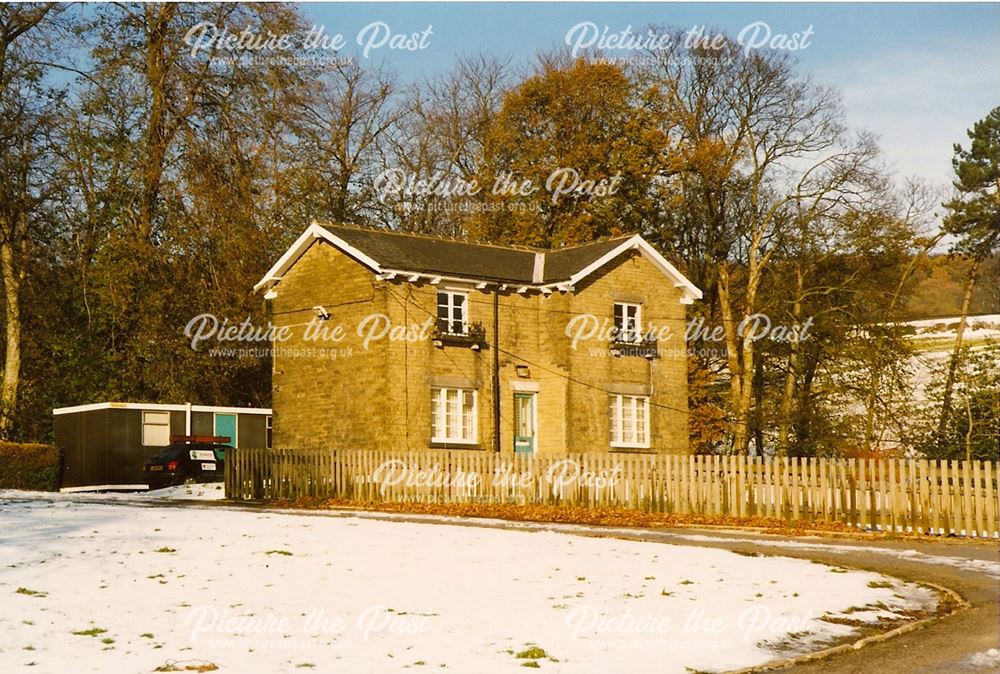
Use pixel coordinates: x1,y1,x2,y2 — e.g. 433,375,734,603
641,34,888,453
291,60,404,225
377,54,511,234
0,3,62,437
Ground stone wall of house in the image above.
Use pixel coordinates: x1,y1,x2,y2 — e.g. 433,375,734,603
270,242,690,455
269,241,389,450
380,279,572,454
560,252,689,454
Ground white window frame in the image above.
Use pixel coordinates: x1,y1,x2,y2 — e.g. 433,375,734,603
614,302,642,343
437,290,468,335
609,394,650,449
265,415,273,449
431,387,478,444
142,411,171,447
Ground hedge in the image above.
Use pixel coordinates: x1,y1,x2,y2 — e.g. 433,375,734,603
0,442,60,491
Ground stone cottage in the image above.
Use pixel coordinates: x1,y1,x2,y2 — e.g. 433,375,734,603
255,222,701,454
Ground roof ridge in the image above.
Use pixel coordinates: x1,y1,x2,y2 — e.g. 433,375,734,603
314,220,545,253
546,233,636,253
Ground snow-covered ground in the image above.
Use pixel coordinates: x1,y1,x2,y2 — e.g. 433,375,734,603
9,482,228,503
964,648,1000,669
0,496,939,673
901,314,1000,416
901,313,1000,340
834,315,1000,447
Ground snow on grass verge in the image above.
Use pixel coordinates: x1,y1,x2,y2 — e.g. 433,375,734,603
0,498,939,674
141,482,227,501
0,482,227,503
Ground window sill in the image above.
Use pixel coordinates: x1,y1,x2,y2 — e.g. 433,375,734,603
429,441,485,450
610,444,652,452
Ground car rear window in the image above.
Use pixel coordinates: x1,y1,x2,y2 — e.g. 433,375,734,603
151,447,185,460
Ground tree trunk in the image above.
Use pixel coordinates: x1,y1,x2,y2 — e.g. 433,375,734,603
0,239,21,438
939,255,982,435
718,264,749,453
752,355,765,456
138,4,176,240
964,395,973,463
777,268,804,456
719,261,760,455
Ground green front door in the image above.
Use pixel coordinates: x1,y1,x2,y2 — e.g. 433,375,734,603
214,414,237,448
513,393,536,453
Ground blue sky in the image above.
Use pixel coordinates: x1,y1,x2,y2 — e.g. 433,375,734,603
301,2,1000,190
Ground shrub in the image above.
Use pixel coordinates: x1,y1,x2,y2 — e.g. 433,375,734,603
0,442,60,491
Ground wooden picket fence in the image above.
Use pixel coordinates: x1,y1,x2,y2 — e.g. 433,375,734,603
225,449,999,538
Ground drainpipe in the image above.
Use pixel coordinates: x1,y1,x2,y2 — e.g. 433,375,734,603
493,288,501,453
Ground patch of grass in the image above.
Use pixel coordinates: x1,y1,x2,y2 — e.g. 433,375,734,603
141,633,155,639
154,547,176,554
516,646,548,660
295,664,315,669
71,627,107,637
679,579,694,585
101,637,115,645
520,663,540,669
15,587,47,597
867,580,893,589
818,614,868,627
661,589,673,597
23,645,35,651
153,661,219,672
829,568,848,573
265,550,293,556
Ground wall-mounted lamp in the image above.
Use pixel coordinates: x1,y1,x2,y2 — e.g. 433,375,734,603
515,364,530,378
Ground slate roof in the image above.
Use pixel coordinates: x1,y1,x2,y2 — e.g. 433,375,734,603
324,225,541,282
256,222,701,302
541,236,633,283
320,224,635,284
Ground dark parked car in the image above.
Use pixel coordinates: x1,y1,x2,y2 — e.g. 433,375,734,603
143,442,227,489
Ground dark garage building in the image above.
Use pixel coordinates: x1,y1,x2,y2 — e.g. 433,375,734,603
54,402,272,491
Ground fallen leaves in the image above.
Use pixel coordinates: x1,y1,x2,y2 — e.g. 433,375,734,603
270,498,860,535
